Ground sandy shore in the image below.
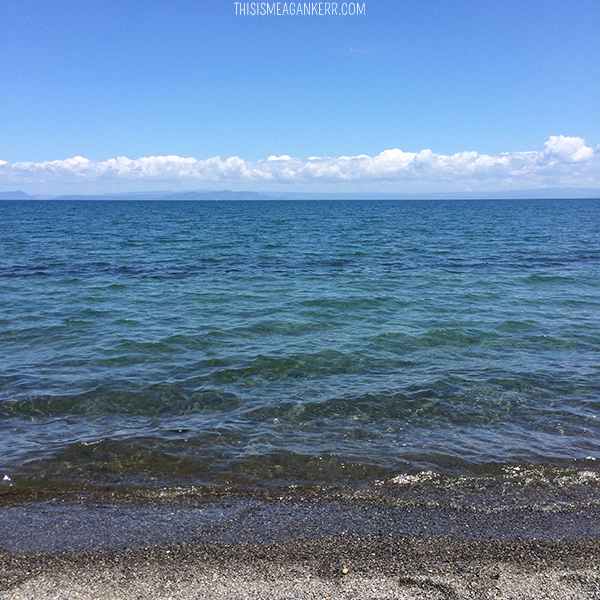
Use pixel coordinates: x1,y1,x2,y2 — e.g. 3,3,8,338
2,535,600,599
1,486,600,598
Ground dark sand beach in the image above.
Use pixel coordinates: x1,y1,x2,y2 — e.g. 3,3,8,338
2,482,600,599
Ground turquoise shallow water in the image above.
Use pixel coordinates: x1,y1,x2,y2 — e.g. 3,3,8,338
1,198,599,490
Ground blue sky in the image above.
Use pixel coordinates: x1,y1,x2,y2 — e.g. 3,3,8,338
1,0,599,194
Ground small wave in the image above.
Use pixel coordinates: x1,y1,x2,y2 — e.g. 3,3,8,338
0,386,241,418
524,274,577,284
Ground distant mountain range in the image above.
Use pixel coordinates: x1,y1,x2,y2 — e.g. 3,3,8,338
1,188,599,201
0,190,281,201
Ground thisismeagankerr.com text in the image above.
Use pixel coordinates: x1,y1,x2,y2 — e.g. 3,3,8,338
234,2,366,16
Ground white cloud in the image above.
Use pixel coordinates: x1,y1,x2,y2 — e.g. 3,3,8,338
267,155,293,161
1,136,598,193
541,135,595,163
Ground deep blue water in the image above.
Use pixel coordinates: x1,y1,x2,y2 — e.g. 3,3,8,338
1,199,599,491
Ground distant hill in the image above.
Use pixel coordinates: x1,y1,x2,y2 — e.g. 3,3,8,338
159,190,280,200
50,190,281,201
0,191,32,199
280,188,600,200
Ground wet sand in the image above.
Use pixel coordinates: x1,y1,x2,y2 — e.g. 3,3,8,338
1,485,600,598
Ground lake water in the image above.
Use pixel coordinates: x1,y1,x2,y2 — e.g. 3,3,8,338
1,198,599,493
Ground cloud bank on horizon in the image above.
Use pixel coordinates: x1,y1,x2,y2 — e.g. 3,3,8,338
1,136,598,194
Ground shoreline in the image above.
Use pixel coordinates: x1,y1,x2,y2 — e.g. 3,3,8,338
2,485,600,598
